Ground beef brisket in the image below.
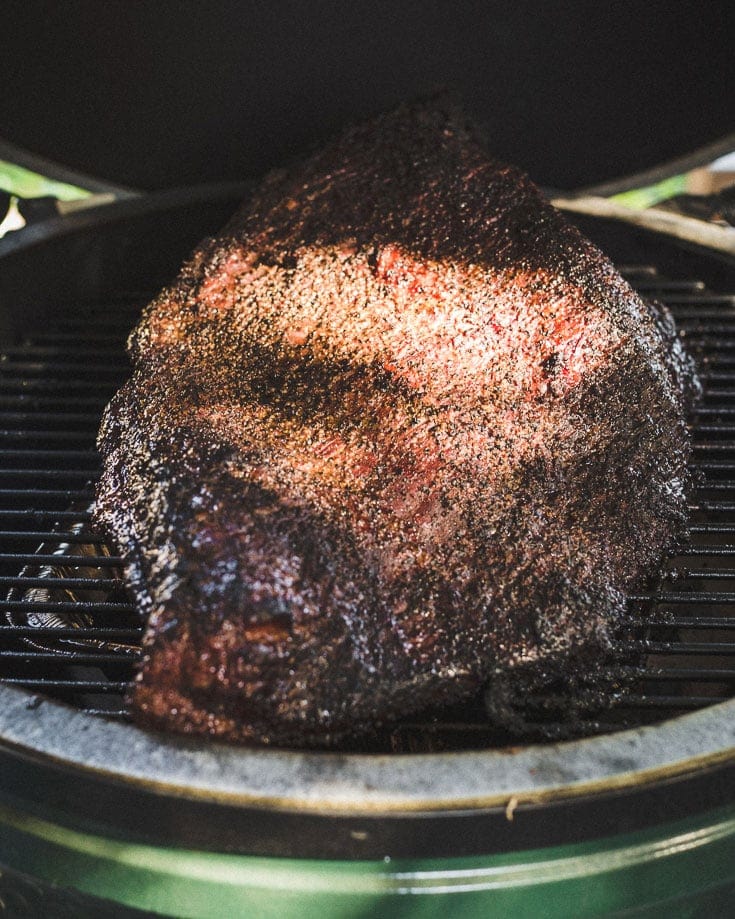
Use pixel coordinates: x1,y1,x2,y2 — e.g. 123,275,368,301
93,100,697,746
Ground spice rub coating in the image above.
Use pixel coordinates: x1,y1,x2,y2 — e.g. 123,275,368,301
94,100,697,746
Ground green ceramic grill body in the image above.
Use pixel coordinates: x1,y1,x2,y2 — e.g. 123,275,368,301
0,799,733,917
0,684,733,919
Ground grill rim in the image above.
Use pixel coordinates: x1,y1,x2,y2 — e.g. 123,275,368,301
0,682,733,859
0,191,733,858
0,681,733,814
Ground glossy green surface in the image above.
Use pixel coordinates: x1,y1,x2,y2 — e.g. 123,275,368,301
0,801,734,918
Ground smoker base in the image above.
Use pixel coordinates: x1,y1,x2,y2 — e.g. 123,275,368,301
0,800,733,918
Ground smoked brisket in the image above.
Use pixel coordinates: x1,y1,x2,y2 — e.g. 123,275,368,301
94,100,697,746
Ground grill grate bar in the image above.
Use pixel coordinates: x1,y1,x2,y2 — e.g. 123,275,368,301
53,319,140,333
0,431,105,443
0,489,93,500
703,375,735,386
0,650,139,664
0,553,123,566
0,510,93,522
674,568,735,579
630,591,735,604
674,546,735,557
4,600,134,614
0,412,107,425
693,407,735,417
0,575,124,590
659,293,735,304
637,667,735,681
0,531,107,542
0,678,128,692
691,461,735,472
0,626,141,640
521,693,726,711
25,330,132,344
685,341,735,352
689,523,735,534
692,424,735,434
699,392,735,401
0,469,98,480
638,617,735,629
676,317,735,328
707,351,735,370
668,313,735,325
0,397,112,411
0,449,100,463
2,345,127,357
596,695,722,710
0,363,127,377
623,280,706,292
0,379,118,393
618,264,658,276
621,640,735,655
693,443,735,452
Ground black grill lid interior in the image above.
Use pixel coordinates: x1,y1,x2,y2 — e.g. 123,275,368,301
1,1,734,192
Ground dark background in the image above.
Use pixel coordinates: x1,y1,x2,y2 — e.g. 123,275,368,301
1,1,733,192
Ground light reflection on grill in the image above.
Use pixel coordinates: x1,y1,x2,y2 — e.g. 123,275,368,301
0,275,734,751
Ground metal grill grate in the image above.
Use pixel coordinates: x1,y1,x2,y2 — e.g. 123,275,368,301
0,296,143,719
0,273,734,750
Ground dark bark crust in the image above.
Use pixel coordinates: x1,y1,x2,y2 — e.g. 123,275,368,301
94,100,697,747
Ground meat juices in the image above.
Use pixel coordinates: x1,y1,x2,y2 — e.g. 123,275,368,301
94,100,697,746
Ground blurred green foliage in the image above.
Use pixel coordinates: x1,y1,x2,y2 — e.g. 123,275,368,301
0,160,90,201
